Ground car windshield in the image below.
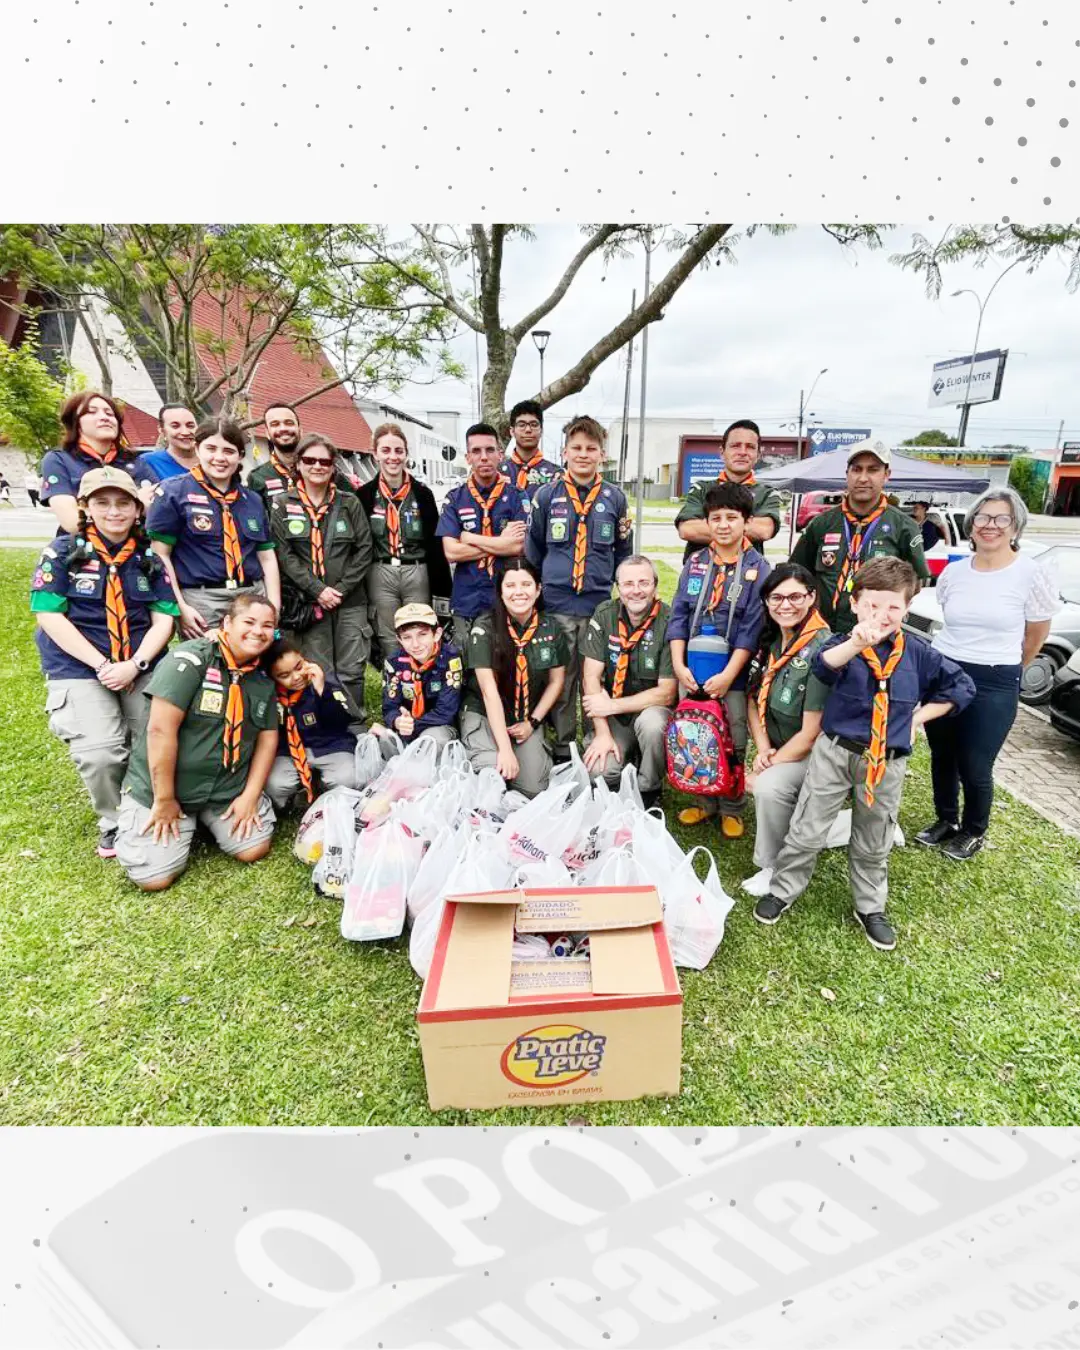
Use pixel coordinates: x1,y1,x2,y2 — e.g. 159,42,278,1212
1040,547,1080,604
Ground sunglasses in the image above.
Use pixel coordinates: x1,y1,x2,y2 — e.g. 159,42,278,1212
299,456,334,467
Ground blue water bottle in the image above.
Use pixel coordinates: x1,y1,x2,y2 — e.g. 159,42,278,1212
687,621,731,689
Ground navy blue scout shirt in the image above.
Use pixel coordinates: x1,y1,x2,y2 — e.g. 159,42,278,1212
382,640,464,740
498,452,563,508
146,472,273,587
277,677,357,758
667,545,771,690
436,479,528,619
40,445,142,507
812,632,975,752
525,478,633,618
30,534,178,680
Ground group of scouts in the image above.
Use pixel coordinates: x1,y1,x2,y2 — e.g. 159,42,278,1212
30,389,980,950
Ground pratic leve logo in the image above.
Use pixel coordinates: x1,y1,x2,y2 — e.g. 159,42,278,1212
501,1024,608,1088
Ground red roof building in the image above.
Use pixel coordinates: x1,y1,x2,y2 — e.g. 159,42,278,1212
117,402,160,448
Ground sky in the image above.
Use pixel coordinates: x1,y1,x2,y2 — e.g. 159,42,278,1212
385,223,1080,451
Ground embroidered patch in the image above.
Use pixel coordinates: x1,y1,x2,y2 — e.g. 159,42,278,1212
745,568,759,581
254,701,267,719
192,515,212,531
332,689,348,703
135,574,151,592
335,520,348,533
687,576,703,595
288,519,306,535
550,520,568,542
74,577,97,595
302,712,317,727
820,550,837,568
430,680,443,693
186,494,210,504
285,503,304,515
205,667,222,684
246,519,259,531
595,503,606,514
32,569,47,588
199,689,224,714
823,532,842,545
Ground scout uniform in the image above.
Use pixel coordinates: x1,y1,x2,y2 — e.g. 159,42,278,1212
115,637,280,886
40,442,142,526
31,526,178,836
579,597,675,794
266,674,359,811
744,615,833,875
381,605,463,750
358,474,448,658
498,448,562,509
247,454,361,513
675,474,783,563
269,485,375,721
525,474,633,758
436,475,528,652
146,470,276,624
460,610,569,798
790,497,930,633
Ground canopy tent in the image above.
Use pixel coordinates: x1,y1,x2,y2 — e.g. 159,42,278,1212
755,447,991,495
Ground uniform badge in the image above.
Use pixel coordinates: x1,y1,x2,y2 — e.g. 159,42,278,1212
32,569,46,588
332,689,348,704
302,712,317,727
192,515,212,532
136,575,151,592
154,484,165,497
335,520,348,532
403,685,415,701
48,475,59,485
618,515,632,540
199,689,224,714
430,680,442,693
598,521,614,541
246,519,259,531
780,686,794,705
550,520,568,542
882,523,891,534
539,646,552,661
595,503,606,513
820,550,837,568
687,577,703,595
254,701,267,719
745,568,758,581
74,577,97,595
288,519,305,535
643,655,656,670
823,532,841,545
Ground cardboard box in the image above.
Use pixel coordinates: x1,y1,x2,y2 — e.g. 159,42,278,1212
417,885,682,1110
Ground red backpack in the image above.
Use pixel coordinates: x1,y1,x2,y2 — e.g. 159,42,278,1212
665,697,745,800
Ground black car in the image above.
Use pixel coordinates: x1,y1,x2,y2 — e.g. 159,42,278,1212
1049,648,1080,742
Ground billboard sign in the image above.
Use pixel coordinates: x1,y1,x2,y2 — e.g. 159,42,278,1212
928,348,1008,408
680,452,723,494
1060,441,1080,464
807,427,871,457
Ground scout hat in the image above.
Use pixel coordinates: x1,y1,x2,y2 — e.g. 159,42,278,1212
76,466,142,502
394,602,439,631
845,438,891,469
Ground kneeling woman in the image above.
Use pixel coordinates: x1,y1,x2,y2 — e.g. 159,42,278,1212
742,563,832,897
264,640,359,812
115,595,281,890
31,466,178,859
460,559,568,796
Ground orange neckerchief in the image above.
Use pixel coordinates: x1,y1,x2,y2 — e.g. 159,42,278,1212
217,636,259,770
77,437,119,467
269,450,296,485
717,470,756,487
707,537,752,612
467,475,507,576
85,525,139,661
611,599,661,699
833,495,889,605
276,686,314,802
563,474,604,592
859,632,906,807
756,609,829,723
509,449,544,493
296,478,335,579
404,631,442,722
189,464,245,584
378,474,412,558
509,610,540,722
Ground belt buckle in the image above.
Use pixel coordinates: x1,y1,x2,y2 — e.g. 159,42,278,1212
390,557,402,568
225,579,239,590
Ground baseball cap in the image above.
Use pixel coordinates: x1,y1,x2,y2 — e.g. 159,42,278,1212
394,602,439,631
845,438,891,469
76,466,143,502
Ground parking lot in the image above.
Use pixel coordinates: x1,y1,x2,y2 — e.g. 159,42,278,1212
995,705,1080,839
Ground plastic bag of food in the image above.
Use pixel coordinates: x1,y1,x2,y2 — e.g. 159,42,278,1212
341,818,425,942
409,831,514,979
312,787,364,898
293,785,361,867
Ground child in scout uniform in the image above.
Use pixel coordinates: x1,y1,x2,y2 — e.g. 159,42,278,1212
31,467,178,859
115,594,281,891
437,422,528,653
459,559,568,797
525,414,632,763
580,554,678,811
742,563,832,898
753,557,975,951
263,640,360,812
268,434,375,724
674,418,782,562
667,481,772,838
356,423,452,660
41,391,145,535
790,439,930,634
379,603,463,749
147,417,280,639
498,400,562,509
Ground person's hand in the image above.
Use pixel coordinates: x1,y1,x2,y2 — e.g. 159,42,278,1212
910,706,927,746
317,586,343,610
502,521,527,543
703,672,732,701
582,690,617,719
850,618,888,650
507,721,533,744
755,746,776,772
302,659,326,695
179,601,208,639
744,769,759,793
142,797,184,845
496,745,520,781
98,658,139,692
674,663,699,694
394,710,414,738
221,792,266,841
583,733,619,773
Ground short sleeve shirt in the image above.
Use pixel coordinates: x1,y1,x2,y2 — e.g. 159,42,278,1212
146,473,273,588
462,612,569,716
579,598,675,720
39,445,143,505
747,628,833,749
675,476,783,562
123,638,278,811
498,452,563,508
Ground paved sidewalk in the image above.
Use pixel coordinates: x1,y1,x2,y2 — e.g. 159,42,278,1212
994,705,1080,839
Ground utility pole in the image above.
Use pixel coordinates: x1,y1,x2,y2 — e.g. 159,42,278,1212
634,235,653,553
617,288,637,484
1055,418,1065,450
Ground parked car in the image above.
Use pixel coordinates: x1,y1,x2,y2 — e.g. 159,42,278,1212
796,492,842,531
1049,648,1080,742
902,544,1080,705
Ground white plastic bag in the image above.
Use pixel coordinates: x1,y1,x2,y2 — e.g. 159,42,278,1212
618,762,645,814
549,743,591,803
512,855,574,890
473,766,508,814
502,790,530,815
661,846,735,970
358,734,440,825
409,831,514,978
438,739,470,780
341,818,425,942
497,781,580,868
293,785,360,867
825,808,906,850
407,823,467,922
576,842,643,890
353,733,386,792
631,807,687,887
312,787,364,898
512,933,553,961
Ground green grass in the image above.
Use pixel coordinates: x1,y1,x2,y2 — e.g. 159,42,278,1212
3,547,1080,1125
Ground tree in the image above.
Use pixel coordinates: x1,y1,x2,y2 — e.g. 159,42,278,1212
0,323,83,465
901,430,959,447
0,225,461,424
890,223,1080,297
1009,456,1048,514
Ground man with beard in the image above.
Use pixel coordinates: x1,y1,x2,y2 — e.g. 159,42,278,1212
247,403,361,511
132,405,199,486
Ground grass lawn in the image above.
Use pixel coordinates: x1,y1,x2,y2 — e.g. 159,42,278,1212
2,547,1080,1126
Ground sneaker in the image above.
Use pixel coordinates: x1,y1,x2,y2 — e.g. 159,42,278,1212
940,830,985,862
753,894,791,925
720,814,745,840
96,828,118,859
640,788,662,812
914,819,961,848
678,803,715,826
855,910,897,950
741,867,774,898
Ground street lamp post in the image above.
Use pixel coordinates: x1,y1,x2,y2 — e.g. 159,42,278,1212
531,329,551,396
797,367,828,460
951,256,1025,448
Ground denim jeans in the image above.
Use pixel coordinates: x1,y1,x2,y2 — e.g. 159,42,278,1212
925,659,1021,836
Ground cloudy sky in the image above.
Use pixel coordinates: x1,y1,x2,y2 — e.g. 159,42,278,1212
388,223,1080,451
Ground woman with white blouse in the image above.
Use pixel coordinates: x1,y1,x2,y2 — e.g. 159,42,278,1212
916,487,1061,861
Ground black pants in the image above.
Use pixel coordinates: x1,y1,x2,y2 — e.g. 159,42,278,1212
27,489,40,508
926,659,1021,836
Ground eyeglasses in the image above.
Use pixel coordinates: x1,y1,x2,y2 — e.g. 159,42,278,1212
513,420,542,430
299,456,334,467
973,513,1013,528
767,591,813,607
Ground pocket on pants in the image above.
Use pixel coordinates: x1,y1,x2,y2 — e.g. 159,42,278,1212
45,686,77,742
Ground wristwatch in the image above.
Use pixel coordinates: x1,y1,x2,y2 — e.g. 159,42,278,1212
134,656,150,672
528,714,543,730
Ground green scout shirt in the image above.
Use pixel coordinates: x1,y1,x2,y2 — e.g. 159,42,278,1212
248,459,359,513
463,611,570,717
269,490,374,602
789,502,930,633
123,637,278,811
752,628,832,749
367,482,427,564
579,598,674,726
675,476,783,562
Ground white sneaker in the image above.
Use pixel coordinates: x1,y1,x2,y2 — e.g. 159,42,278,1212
741,868,774,898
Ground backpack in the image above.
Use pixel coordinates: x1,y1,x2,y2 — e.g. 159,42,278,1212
665,697,745,800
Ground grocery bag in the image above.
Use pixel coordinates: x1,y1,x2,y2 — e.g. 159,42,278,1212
312,787,364,898
497,780,580,868
549,743,591,803
353,733,386,792
409,831,514,978
617,761,645,814
438,739,470,780
358,735,439,826
341,818,425,942
407,823,467,922
661,845,734,970
293,785,361,867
